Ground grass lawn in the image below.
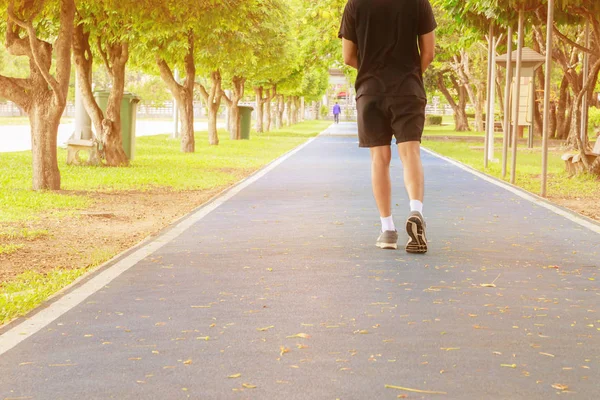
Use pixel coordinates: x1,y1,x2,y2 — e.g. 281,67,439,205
424,124,485,137
0,120,331,325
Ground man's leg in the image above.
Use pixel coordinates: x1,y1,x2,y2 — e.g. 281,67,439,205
370,145,392,218
397,141,424,202
371,145,399,249
398,141,427,253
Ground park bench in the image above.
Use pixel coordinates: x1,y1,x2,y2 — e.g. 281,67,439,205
67,135,100,166
482,121,504,132
561,138,600,176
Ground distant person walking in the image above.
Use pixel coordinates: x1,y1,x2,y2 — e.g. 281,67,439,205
333,102,341,124
338,0,436,253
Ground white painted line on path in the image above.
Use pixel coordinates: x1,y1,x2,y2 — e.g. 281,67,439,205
0,134,321,356
422,147,600,235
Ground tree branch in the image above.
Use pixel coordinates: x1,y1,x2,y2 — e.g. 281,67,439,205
184,31,196,91
7,1,61,97
0,74,31,110
195,82,209,103
97,37,111,73
54,0,75,103
553,25,593,54
156,57,182,96
221,89,232,107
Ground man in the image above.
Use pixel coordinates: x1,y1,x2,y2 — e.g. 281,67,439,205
333,102,341,124
338,0,436,253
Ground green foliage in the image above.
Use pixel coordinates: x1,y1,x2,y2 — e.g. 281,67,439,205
125,75,171,106
426,115,443,125
320,104,330,118
589,107,600,131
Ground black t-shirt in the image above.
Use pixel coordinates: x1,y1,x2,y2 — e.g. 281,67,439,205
338,0,437,99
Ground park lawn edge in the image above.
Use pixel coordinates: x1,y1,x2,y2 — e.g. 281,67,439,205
0,121,332,327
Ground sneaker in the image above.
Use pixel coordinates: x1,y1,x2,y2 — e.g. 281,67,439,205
376,230,399,250
405,211,427,254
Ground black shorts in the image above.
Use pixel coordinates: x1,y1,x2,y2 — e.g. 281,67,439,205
356,95,426,148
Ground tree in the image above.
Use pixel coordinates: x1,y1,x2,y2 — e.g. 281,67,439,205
134,0,216,151
218,0,290,138
0,0,75,190
72,0,139,166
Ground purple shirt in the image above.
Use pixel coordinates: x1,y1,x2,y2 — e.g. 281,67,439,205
333,104,341,115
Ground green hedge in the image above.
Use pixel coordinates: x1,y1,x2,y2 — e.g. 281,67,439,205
425,115,443,126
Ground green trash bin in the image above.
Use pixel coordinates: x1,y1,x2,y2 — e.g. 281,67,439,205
238,105,254,140
93,91,141,160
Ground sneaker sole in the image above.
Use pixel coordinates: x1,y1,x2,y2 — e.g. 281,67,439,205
405,216,427,254
376,242,398,250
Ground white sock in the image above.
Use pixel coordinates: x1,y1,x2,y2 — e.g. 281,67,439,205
410,200,423,215
380,215,396,232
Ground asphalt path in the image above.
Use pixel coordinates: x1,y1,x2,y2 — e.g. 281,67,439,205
1,123,598,399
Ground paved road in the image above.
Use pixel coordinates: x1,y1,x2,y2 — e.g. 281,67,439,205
0,121,225,153
1,123,599,399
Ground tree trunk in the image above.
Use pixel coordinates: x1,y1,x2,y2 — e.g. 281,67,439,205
222,76,245,140
178,90,195,152
157,32,196,152
102,51,129,166
286,97,292,126
456,53,481,131
565,59,600,151
196,70,223,145
208,105,219,145
208,73,222,145
437,73,470,132
30,100,62,190
265,85,276,132
255,86,264,133
265,99,272,132
294,97,300,124
549,101,557,140
475,85,485,132
556,76,571,139
276,95,284,129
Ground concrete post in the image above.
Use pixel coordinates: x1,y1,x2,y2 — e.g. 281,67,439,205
74,72,93,140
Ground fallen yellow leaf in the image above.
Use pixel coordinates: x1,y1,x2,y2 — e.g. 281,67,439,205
228,373,241,378
385,384,447,395
183,359,192,365
257,326,275,332
242,383,257,389
551,384,568,391
286,333,310,339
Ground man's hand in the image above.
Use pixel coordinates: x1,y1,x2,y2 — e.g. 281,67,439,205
342,38,358,69
418,31,435,73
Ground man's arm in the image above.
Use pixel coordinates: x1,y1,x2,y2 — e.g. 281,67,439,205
342,38,358,70
418,31,435,73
